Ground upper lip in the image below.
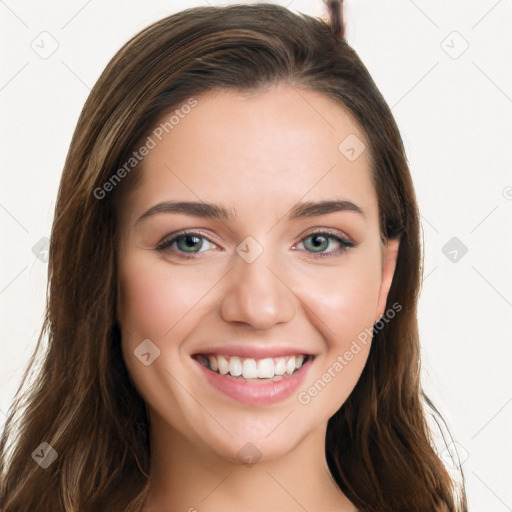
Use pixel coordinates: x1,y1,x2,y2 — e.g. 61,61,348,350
191,344,315,359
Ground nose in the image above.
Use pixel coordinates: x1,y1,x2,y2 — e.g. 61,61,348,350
219,247,297,329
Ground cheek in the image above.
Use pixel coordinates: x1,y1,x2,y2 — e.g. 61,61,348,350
298,250,383,341
117,253,210,340
295,260,380,416
292,248,381,412
117,254,210,428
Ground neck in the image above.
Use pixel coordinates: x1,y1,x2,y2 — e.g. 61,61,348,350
143,409,356,512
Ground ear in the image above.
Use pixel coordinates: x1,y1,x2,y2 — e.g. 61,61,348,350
374,237,400,323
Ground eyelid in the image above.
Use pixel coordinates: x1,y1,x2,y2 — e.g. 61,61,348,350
297,227,354,245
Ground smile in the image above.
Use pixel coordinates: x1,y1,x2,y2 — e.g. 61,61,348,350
194,354,310,381
191,352,314,405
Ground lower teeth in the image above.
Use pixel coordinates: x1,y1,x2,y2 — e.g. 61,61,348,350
226,373,292,382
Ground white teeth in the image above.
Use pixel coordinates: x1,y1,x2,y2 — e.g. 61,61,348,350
217,355,229,375
285,356,296,375
229,356,242,377
197,353,309,379
208,355,218,372
274,358,286,375
257,358,274,378
242,358,258,379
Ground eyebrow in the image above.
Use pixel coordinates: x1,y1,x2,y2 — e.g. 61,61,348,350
135,199,365,225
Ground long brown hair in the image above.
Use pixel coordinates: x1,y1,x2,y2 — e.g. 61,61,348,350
0,2,467,511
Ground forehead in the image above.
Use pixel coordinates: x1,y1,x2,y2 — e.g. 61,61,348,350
121,85,378,227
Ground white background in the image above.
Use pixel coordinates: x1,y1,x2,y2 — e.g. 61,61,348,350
1,1,511,510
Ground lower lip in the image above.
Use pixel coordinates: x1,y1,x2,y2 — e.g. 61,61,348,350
193,357,313,406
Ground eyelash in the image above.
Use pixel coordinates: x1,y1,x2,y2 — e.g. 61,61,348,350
156,229,356,260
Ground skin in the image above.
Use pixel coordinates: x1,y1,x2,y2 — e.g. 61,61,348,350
116,84,400,512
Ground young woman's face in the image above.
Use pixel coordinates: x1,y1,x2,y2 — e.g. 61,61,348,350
117,85,399,464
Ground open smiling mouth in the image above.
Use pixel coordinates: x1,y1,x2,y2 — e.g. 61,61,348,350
192,354,313,382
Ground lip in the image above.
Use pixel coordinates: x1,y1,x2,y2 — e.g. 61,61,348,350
192,355,314,406
191,344,314,359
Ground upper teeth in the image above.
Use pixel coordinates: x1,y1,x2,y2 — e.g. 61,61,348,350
198,354,306,379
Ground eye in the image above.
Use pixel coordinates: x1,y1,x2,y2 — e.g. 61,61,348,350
156,230,216,258
294,230,355,258
156,229,356,260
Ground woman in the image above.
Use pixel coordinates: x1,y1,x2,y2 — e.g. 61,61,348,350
0,2,467,511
